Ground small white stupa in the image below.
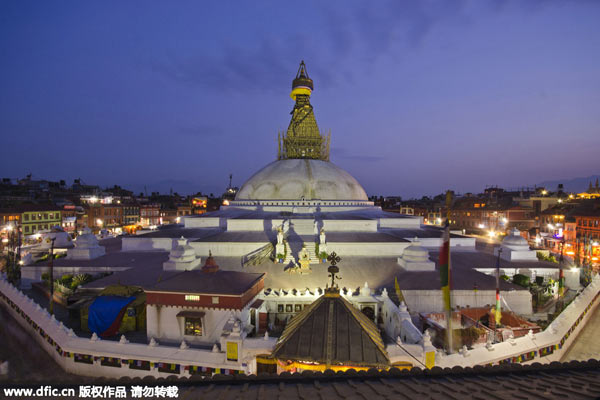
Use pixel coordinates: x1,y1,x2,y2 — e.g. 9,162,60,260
500,228,537,261
397,237,435,271
163,236,202,271
39,227,73,249
66,228,105,260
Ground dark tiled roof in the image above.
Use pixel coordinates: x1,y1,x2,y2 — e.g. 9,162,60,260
180,360,600,399
145,270,265,295
30,360,600,399
272,291,389,368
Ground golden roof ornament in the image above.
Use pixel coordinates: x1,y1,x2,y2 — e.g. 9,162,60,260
278,61,330,161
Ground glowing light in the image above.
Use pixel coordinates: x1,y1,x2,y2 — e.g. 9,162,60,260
488,231,496,237
223,199,230,206
502,218,508,224
5,225,13,231
547,224,554,230
594,242,599,246
436,217,442,224
566,251,575,256
175,217,181,224
96,219,103,226
593,257,599,261
478,224,485,229
1,238,8,243
89,196,98,203
542,190,548,195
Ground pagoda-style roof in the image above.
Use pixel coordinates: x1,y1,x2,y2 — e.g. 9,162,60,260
271,289,390,368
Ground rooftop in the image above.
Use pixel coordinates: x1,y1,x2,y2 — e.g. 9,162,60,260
145,270,265,295
272,290,389,368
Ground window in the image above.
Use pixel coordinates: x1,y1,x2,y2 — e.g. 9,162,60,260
285,304,293,312
277,304,284,313
43,213,48,220
294,304,302,312
212,296,219,304
185,295,200,302
24,226,30,233
184,317,203,336
24,214,29,221
31,214,36,221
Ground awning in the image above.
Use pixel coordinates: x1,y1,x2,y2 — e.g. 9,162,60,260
176,311,206,318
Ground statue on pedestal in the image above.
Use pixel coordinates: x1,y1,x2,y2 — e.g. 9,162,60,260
319,228,327,255
298,244,311,273
275,226,285,260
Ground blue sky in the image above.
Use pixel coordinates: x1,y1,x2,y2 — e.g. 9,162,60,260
1,1,599,198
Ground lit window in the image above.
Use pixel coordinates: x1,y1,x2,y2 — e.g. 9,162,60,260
185,295,200,302
184,318,203,336
212,296,219,304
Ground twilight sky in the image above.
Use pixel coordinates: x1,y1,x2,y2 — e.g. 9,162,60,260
1,1,599,198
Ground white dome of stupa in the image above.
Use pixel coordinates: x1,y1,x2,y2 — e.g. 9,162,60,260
398,237,435,272
75,228,99,248
235,159,368,201
401,237,430,263
169,237,197,263
502,228,528,247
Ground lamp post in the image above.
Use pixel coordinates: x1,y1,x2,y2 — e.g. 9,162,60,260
48,237,56,315
495,247,502,338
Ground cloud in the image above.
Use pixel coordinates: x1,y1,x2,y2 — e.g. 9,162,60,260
146,0,587,94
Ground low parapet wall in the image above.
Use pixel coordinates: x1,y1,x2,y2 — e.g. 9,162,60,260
0,276,274,379
2,273,598,377
433,274,600,368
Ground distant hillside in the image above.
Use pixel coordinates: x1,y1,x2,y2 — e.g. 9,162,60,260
537,174,600,193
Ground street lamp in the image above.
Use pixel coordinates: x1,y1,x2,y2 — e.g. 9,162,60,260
48,237,56,315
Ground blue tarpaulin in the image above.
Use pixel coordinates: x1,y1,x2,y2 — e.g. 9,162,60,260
88,295,135,336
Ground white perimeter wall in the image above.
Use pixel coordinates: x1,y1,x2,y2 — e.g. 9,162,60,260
403,289,533,315
0,276,274,378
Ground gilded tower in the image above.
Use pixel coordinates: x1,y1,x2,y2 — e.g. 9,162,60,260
278,61,330,161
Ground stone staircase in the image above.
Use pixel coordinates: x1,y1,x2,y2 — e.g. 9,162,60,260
303,241,319,264
280,239,320,265
282,242,295,264
290,219,315,235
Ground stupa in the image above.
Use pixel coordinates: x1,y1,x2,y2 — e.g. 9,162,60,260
500,228,538,261
109,62,539,319
235,61,368,203
66,228,105,260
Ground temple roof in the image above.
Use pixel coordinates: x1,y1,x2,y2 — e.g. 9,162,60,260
144,270,265,295
271,289,390,368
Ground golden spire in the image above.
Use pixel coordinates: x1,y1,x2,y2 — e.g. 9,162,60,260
278,61,330,161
